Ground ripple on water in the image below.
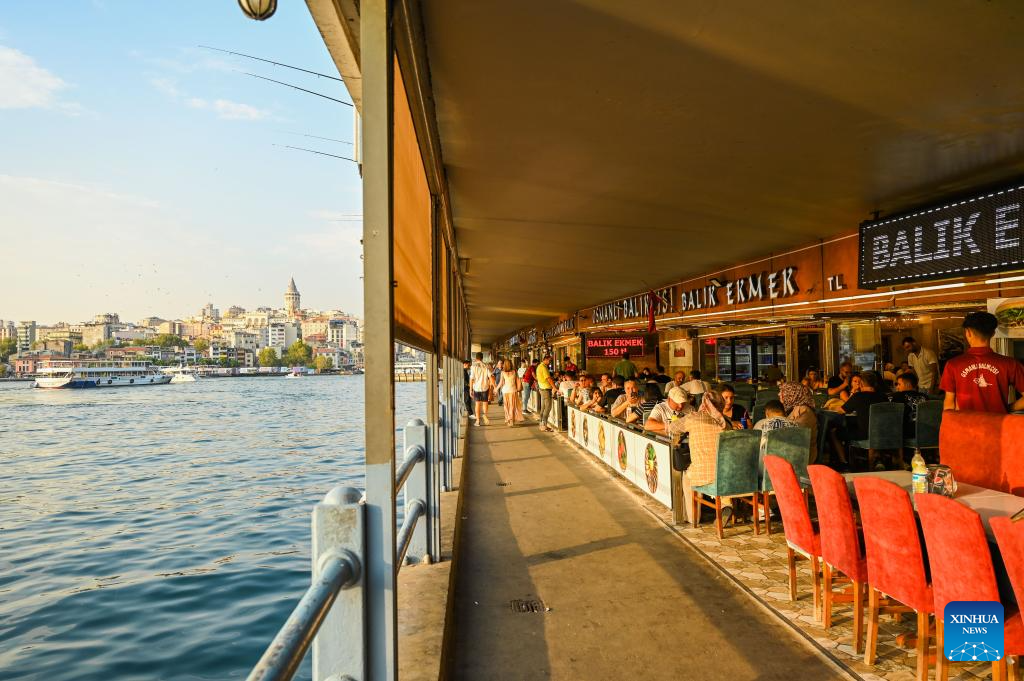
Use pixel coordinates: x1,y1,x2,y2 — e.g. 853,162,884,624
0,377,423,681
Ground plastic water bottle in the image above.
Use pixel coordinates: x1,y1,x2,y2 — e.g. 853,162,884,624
912,449,928,495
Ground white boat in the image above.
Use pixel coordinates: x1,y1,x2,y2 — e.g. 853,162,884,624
285,369,303,378
161,366,198,383
34,359,173,389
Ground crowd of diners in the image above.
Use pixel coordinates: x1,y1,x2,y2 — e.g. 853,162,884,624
465,311,1024,521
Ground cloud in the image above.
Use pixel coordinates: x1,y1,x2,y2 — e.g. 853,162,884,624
0,174,160,209
0,45,69,110
152,76,269,121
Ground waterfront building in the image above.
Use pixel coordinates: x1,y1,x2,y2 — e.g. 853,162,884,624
285,277,301,317
16,321,36,353
223,305,246,319
327,318,360,349
93,313,119,325
80,323,114,348
156,320,184,336
268,320,301,354
0,320,15,341
138,316,165,328
200,303,220,322
301,317,329,339
225,329,263,354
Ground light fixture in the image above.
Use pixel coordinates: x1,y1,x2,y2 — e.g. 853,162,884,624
238,0,277,20
984,274,1024,285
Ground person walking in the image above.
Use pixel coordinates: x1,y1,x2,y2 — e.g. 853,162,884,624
497,359,524,426
536,354,556,431
469,352,492,426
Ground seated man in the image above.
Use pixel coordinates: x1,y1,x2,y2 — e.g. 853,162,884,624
643,387,694,434
611,378,644,424
573,375,593,406
558,371,577,399
680,370,709,396
665,369,686,394
753,398,797,456
888,372,928,437
601,375,625,410
841,370,890,442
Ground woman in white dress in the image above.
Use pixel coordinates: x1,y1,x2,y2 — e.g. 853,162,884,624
496,359,524,426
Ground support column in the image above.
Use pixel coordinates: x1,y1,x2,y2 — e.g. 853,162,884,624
361,0,397,678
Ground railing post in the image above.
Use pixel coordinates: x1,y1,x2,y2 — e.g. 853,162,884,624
439,402,451,492
312,486,366,681
402,419,431,564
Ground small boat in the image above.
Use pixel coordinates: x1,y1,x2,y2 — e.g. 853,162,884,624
34,360,173,389
285,369,303,378
161,366,198,383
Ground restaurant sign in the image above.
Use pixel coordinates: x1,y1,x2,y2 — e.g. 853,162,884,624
544,317,576,339
592,287,674,324
585,335,648,358
859,182,1024,288
679,267,798,311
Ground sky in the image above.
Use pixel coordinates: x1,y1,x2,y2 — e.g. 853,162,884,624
0,1,363,325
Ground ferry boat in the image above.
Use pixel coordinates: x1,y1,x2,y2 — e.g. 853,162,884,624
160,365,198,383
33,360,173,389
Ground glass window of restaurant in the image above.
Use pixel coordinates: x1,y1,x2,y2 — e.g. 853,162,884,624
706,333,786,383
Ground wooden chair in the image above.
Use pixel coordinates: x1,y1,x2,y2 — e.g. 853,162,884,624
692,430,760,538
808,465,866,653
854,478,934,680
759,427,811,535
921,495,1018,680
764,455,821,619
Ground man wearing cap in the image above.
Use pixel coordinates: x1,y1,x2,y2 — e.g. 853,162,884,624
643,386,694,434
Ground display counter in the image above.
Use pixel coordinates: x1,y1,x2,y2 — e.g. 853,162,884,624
565,404,675,510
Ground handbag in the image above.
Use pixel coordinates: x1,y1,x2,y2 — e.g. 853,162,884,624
672,440,692,471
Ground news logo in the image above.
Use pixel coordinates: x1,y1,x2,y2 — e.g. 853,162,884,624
943,601,1004,662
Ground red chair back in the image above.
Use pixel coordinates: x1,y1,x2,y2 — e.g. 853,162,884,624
853,477,932,613
940,411,1024,494
808,465,865,582
764,455,816,556
991,516,1024,606
917,493,999,615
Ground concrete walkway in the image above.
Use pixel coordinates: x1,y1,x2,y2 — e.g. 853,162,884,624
449,406,847,680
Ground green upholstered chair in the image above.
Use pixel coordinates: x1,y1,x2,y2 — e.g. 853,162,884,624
813,392,830,409
848,402,905,470
755,387,780,405
759,426,812,535
731,383,757,408
751,403,767,425
693,430,761,539
903,399,943,453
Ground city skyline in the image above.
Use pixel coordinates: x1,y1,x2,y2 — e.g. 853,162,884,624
0,2,364,323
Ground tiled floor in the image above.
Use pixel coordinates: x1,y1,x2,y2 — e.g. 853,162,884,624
563,434,1006,681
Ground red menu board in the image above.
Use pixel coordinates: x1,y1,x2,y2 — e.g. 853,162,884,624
586,335,646,358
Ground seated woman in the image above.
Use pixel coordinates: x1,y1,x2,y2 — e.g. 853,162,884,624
801,368,827,391
778,381,820,464
719,384,749,428
825,373,862,410
581,387,605,413
669,389,732,524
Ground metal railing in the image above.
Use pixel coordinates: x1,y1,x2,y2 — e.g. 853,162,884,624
245,381,463,681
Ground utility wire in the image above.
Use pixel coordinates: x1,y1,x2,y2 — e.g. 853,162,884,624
237,71,353,107
279,131,354,146
273,144,357,162
198,44,358,81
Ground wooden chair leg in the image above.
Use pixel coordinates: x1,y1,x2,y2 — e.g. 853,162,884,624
935,616,948,681
714,497,724,539
764,493,772,535
822,563,833,629
691,491,699,529
1010,655,1021,681
811,555,822,621
787,547,798,602
994,657,1009,681
915,611,929,681
752,493,760,535
853,580,865,654
864,587,880,665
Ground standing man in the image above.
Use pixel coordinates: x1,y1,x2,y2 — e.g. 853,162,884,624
536,354,556,431
902,336,939,393
564,356,577,373
614,352,638,380
462,359,472,417
940,312,1024,413
469,352,492,426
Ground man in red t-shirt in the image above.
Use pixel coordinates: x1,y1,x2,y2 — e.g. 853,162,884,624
940,311,1024,413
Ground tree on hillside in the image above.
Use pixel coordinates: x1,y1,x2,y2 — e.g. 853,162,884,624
72,343,89,352
154,334,187,348
283,340,312,367
258,347,280,367
193,338,210,355
314,355,333,373
0,338,16,362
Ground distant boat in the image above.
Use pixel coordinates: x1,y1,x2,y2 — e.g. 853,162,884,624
285,369,303,378
34,360,173,389
161,366,198,383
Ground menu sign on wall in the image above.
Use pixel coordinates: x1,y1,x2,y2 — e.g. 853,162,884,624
859,183,1024,288
586,335,647,358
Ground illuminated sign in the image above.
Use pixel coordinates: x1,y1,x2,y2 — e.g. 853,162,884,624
544,317,576,339
679,267,798,311
586,335,647,358
859,183,1024,288
592,287,674,324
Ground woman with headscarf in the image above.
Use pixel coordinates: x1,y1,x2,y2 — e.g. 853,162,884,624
778,380,820,464
671,389,733,524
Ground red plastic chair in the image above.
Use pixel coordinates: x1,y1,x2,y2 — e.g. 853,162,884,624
764,455,820,619
987,517,1024,679
808,465,867,652
854,477,934,680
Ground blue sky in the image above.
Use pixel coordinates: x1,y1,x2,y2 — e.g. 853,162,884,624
0,1,363,324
